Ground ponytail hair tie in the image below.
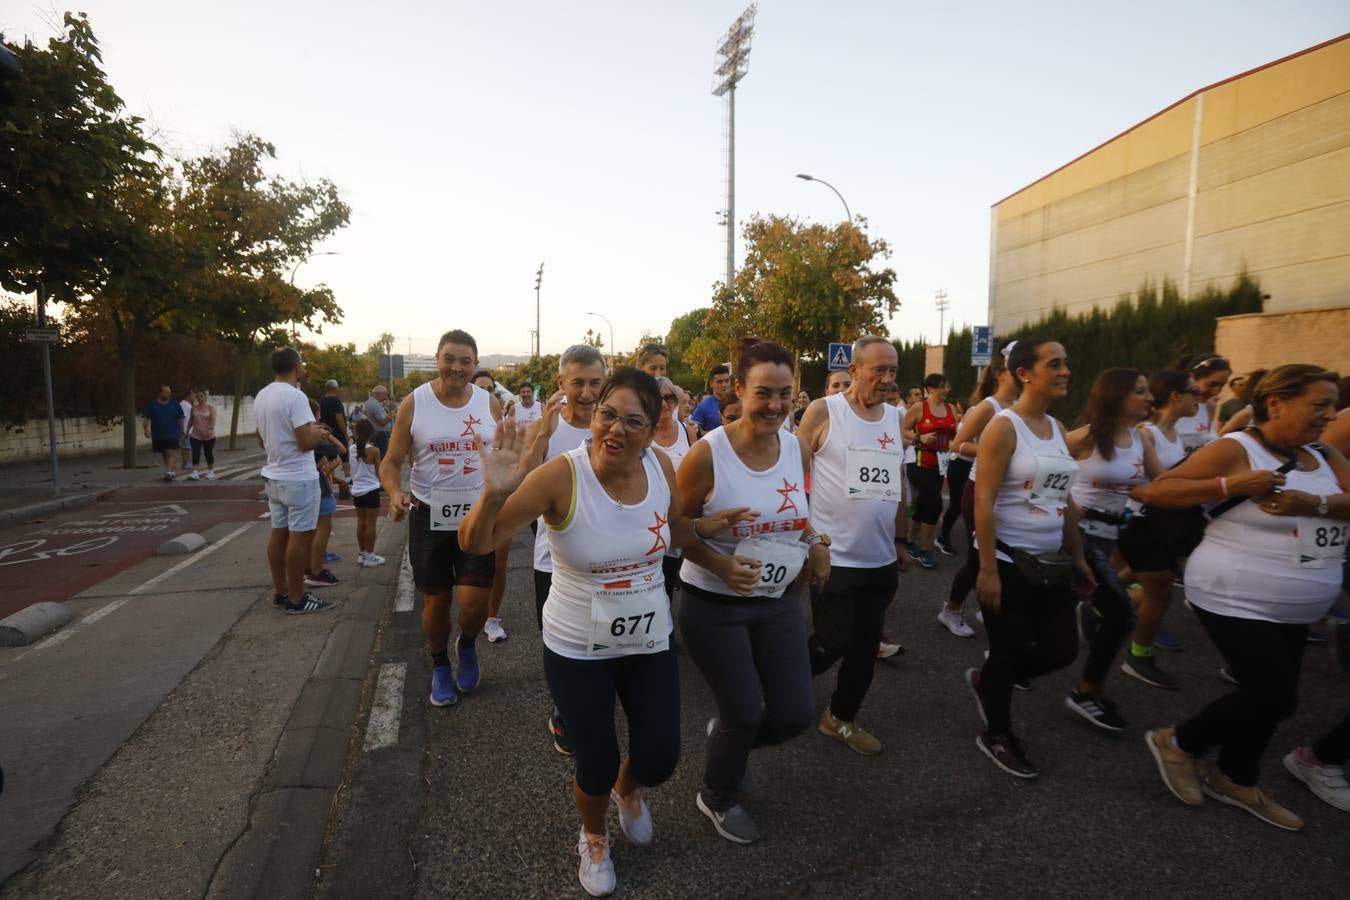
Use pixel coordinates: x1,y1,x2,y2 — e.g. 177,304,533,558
1001,341,1017,361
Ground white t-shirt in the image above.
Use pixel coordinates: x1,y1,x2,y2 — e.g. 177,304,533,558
256,381,318,482
513,400,543,428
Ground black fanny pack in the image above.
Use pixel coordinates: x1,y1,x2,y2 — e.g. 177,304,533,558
996,539,1072,589
1083,506,1131,527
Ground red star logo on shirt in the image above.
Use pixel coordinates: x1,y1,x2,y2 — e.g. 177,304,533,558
877,433,895,449
460,414,482,437
647,512,668,555
776,478,800,515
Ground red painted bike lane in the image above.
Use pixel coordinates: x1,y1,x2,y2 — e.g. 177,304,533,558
0,484,361,619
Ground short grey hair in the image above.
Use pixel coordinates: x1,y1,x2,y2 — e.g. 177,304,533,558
324,379,339,391
654,376,676,393
558,344,606,374
852,335,892,359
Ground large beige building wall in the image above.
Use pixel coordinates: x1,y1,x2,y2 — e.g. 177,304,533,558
989,35,1350,335
1216,307,1350,382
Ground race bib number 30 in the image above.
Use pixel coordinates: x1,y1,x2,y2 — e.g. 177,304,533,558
734,536,808,598
1296,520,1349,569
430,485,477,531
588,581,671,657
846,447,902,500
1029,455,1076,511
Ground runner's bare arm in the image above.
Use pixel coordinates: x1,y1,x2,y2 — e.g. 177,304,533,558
380,393,416,520
950,400,994,459
973,415,1015,611
795,397,830,455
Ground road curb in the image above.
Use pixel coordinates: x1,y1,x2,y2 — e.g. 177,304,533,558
0,601,77,647
0,491,102,530
157,532,206,555
206,526,406,897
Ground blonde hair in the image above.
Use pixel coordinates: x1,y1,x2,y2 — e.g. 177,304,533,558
1251,364,1339,422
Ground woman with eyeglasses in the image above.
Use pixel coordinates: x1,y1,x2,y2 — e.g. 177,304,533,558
461,367,750,897
1115,370,1201,689
902,373,957,569
1140,365,1347,832
1174,355,1232,455
677,338,826,844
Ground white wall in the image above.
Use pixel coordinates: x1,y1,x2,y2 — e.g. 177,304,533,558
0,395,256,465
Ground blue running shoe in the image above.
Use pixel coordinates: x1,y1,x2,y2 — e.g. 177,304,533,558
456,637,481,692
918,549,938,570
430,665,458,707
324,551,341,563
1153,628,1183,652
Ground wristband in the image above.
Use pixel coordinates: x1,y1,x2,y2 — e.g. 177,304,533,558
1216,476,1228,498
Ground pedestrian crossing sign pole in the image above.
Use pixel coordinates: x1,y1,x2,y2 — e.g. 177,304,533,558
827,342,853,371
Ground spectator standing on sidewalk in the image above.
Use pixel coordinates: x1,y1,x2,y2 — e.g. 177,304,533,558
256,347,336,614
178,388,195,476
143,385,185,481
187,390,218,480
365,384,393,455
320,379,351,498
305,398,346,588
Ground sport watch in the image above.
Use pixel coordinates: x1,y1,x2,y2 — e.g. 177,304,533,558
1316,495,1329,517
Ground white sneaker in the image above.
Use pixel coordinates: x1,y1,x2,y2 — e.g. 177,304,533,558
187,471,200,481
610,789,653,845
576,830,616,897
937,606,975,638
1284,746,1350,812
484,617,507,642
204,470,217,480
358,552,386,567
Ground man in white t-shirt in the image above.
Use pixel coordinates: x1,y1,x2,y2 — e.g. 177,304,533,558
255,347,338,615
505,382,543,429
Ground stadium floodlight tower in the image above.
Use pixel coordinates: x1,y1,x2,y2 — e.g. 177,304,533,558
712,4,757,294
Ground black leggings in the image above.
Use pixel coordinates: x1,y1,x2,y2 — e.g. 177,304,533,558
906,463,944,525
543,646,681,797
940,457,973,541
1175,607,1307,786
809,565,897,721
947,483,978,607
978,560,1078,736
1079,531,1135,686
190,437,215,467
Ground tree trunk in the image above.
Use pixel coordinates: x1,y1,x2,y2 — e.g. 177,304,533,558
119,331,140,470
228,361,246,450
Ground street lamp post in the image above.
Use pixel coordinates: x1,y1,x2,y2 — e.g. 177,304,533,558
585,312,616,371
795,173,852,224
288,251,340,344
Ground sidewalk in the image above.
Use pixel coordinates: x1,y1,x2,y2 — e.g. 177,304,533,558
0,443,265,527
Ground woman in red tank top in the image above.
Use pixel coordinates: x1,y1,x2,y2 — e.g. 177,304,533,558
901,373,957,569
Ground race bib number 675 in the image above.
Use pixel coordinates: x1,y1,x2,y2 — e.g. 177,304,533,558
431,485,476,531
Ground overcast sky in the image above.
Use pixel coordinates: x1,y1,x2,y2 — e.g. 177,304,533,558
6,1,1348,359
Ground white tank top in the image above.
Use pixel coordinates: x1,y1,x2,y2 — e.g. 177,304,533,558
964,397,1004,475
975,409,1077,562
1071,430,1146,540
513,400,543,428
680,428,808,594
653,420,693,472
1175,402,1215,455
1143,422,1187,471
543,446,672,659
1186,433,1343,624
408,382,495,505
349,441,381,496
809,392,904,568
533,416,593,572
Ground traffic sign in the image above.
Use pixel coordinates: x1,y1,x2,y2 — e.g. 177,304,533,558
24,327,59,343
378,354,405,379
971,326,993,367
827,342,853,371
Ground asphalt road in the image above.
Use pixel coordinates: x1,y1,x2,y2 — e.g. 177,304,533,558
320,534,1350,899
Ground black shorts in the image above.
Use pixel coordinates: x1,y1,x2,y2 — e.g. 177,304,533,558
352,489,382,510
1117,515,1183,574
407,500,495,594
152,438,178,454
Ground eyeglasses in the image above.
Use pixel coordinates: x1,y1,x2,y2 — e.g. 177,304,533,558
659,393,677,404
596,406,651,431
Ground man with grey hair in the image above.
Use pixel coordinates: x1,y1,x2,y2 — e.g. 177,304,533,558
518,342,607,755
365,384,393,454
319,379,348,445
794,335,910,756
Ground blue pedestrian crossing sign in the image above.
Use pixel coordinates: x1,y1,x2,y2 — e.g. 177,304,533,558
827,342,853,371
971,326,993,367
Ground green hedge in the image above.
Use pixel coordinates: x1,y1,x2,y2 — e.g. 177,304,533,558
941,274,1263,420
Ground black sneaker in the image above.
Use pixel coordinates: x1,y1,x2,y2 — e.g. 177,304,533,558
549,712,574,757
934,535,956,556
1065,691,1127,733
285,592,336,615
1121,652,1178,690
977,732,1038,779
1076,600,1101,646
272,593,288,609
906,541,922,562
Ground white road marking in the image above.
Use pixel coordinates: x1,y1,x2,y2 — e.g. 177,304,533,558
394,549,415,613
363,662,408,751
25,521,256,656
